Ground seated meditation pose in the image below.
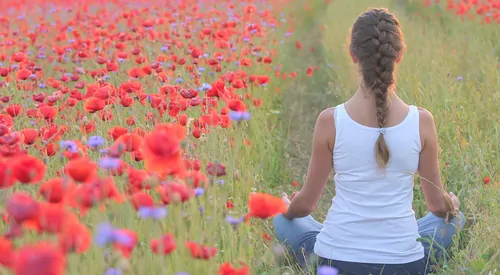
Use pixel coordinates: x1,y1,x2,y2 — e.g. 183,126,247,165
273,7,465,275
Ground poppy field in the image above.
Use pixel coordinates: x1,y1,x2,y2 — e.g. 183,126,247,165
0,0,498,274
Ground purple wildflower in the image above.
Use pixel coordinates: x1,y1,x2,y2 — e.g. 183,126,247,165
225,215,245,228
229,111,251,122
456,76,462,81
59,140,78,153
105,268,122,275
194,188,204,197
94,223,132,247
317,266,339,275
95,223,116,247
138,206,167,220
98,157,120,170
88,135,105,148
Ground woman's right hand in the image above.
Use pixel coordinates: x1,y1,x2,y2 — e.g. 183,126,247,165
449,192,460,211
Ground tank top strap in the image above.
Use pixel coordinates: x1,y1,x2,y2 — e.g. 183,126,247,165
407,105,420,128
333,103,347,125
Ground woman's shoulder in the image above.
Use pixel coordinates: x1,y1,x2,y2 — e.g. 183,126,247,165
317,107,337,126
415,106,435,126
415,106,437,148
316,107,337,151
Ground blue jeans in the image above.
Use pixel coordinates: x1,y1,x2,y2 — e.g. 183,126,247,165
273,212,466,275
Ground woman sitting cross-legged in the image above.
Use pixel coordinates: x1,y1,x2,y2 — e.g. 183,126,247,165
273,7,465,275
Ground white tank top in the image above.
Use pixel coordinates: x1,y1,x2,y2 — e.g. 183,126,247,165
314,103,425,264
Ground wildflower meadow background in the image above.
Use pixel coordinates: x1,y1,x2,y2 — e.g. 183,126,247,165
0,0,498,274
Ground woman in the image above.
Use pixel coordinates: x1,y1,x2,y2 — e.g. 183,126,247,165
273,8,465,275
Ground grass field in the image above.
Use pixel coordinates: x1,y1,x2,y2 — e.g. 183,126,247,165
0,0,498,274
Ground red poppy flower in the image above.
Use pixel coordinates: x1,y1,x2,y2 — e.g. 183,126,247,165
218,262,250,275
11,154,46,184
113,229,137,258
6,192,40,224
150,233,176,255
0,114,14,129
83,97,106,113
0,237,14,268
185,241,217,260
58,217,91,254
13,242,66,275
64,158,97,183
0,160,15,189
108,126,128,141
24,203,73,234
247,193,288,219
39,177,74,203
141,124,186,177
6,104,23,117
38,106,58,121
16,69,32,80
20,128,38,145
130,191,154,211
115,133,143,152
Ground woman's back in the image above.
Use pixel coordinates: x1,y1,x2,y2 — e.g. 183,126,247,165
314,102,425,264
274,8,463,275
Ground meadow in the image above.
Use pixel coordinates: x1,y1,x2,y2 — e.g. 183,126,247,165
0,0,498,274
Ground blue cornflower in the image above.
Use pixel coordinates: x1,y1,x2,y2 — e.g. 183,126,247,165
60,140,78,153
88,136,105,148
176,78,183,83
194,188,204,197
95,223,116,247
105,268,122,275
228,111,251,122
226,215,245,228
98,157,120,170
317,266,339,275
199,83,211,91
138,207,167,220
95,223,132,247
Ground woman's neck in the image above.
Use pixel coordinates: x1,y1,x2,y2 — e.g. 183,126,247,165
352,86,399,105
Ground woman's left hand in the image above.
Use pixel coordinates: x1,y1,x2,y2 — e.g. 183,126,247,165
281,192,298,206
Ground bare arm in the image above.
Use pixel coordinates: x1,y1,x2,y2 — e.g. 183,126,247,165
284,108,335,219
417,108,457,219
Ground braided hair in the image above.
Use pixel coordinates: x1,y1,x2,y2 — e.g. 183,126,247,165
350,8,405,170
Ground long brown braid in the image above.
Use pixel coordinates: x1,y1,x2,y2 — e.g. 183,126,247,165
350,8,405,169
